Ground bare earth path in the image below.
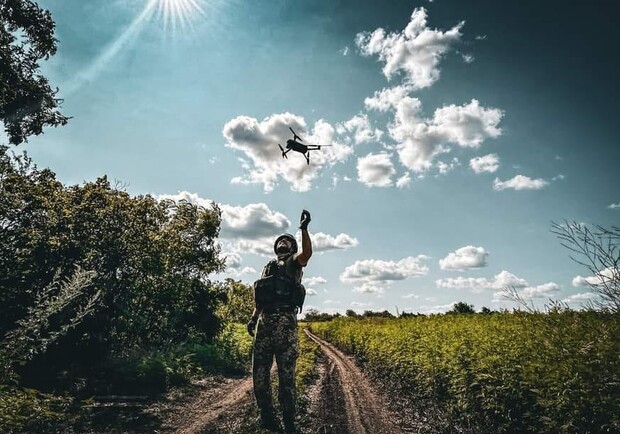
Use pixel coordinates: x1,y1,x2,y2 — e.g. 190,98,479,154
305,329,404,434
150,331,408,434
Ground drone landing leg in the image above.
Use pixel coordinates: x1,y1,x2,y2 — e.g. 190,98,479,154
305,153,310,165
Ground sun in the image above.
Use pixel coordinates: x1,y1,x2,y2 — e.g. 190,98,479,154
155,0,207,33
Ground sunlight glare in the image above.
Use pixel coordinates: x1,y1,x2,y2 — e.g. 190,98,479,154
156,0,207,33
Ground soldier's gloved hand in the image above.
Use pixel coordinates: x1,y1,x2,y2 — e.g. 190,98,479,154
299,209,311,230
247,317,258,337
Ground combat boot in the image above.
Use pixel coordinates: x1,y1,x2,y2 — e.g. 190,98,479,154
259,410,281,432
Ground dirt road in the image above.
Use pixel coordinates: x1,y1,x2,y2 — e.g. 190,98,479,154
153,330,406,434
305,329,403,434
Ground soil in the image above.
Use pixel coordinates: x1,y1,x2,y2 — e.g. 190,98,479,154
106,329,421,433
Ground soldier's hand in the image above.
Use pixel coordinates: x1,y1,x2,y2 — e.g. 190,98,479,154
247,317,258,337
299,209,311,230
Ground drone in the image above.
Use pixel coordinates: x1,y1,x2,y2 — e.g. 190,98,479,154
278,127,331,165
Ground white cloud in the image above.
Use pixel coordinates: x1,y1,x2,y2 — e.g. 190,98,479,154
387,97,503,172
418,302,457,314
436,158,460,175
341,46,349,56
470,153,499,173
355,7,464,89
572,267,618,287
493,175,548,191
223,113,353,192
552,174,565,181
341,256,429,284
364,85,414,112
396,172,412,188
306,288,318,296
357,152,396,187
439,246,489,271
519,282,560,299
353,283,385,294
608,203,620,209
310,232,359,252
461,54,474,63
337,114,382,145
562,292,598,303
157,191,290,239
403,293,419,299
351,301,371,307
436,270,528,293
305,277,327,287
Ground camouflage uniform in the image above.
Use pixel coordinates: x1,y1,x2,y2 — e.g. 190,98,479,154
253,253,303,429
252,310,299,422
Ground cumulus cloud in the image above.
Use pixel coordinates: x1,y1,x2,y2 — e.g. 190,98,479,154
493,175,548,191
436,270,528,293
608,203,620,209
223,113,353,192
562,292,598,303
470,153,500,173
357,152,396,187
572,267,618,287
157,191,290,239
519,282,560,299
439,246,489,271
353,283,385,294
306,276,327,286
396,172,412,188
306,288,318,296
341,256,429,285
418,302,458,314
364,85,414,112
337,114,383,145
380,96,502,172
310,232,359,252
355,7,464,89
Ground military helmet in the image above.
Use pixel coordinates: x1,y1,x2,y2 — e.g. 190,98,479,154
274,233,298,254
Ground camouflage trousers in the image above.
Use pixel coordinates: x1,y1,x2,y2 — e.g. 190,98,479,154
252,311,298,420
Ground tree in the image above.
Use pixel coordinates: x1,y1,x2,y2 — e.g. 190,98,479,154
448,301,475,315
552,221,619,312
216,278,254,324
0,146,226,387
1,0,69,144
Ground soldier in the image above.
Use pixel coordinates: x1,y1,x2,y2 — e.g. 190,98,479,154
247,210,312,434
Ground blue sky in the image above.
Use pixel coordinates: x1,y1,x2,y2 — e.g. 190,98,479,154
17,0,619,314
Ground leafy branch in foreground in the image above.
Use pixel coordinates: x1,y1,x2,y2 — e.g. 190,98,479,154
1,266,100,376
551,221,620,312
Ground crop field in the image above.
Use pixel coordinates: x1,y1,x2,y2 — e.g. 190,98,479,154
311,311,620,433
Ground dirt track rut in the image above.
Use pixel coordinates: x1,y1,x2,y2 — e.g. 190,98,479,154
306,329,403,434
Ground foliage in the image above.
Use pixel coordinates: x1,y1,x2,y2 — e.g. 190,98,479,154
552,221,620,312
216,278,254,324
0,145,225,391
0,385,77,433
303,308,341,322
447,301,476,315
311,311,620,433
1,266,99,383
0,0,69,144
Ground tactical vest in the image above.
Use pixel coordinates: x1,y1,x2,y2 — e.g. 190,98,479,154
253,254,306,311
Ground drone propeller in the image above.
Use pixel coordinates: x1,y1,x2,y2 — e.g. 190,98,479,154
289,127,303,142
278,144,288,159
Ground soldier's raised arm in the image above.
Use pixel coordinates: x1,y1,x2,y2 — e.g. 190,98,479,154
295,209,312,266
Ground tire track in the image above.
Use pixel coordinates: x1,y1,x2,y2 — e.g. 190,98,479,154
305,329,403,434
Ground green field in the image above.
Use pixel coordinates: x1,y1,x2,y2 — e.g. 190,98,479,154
311,311,620,433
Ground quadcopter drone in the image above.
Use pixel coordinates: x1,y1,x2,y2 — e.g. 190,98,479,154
278,127,331,165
